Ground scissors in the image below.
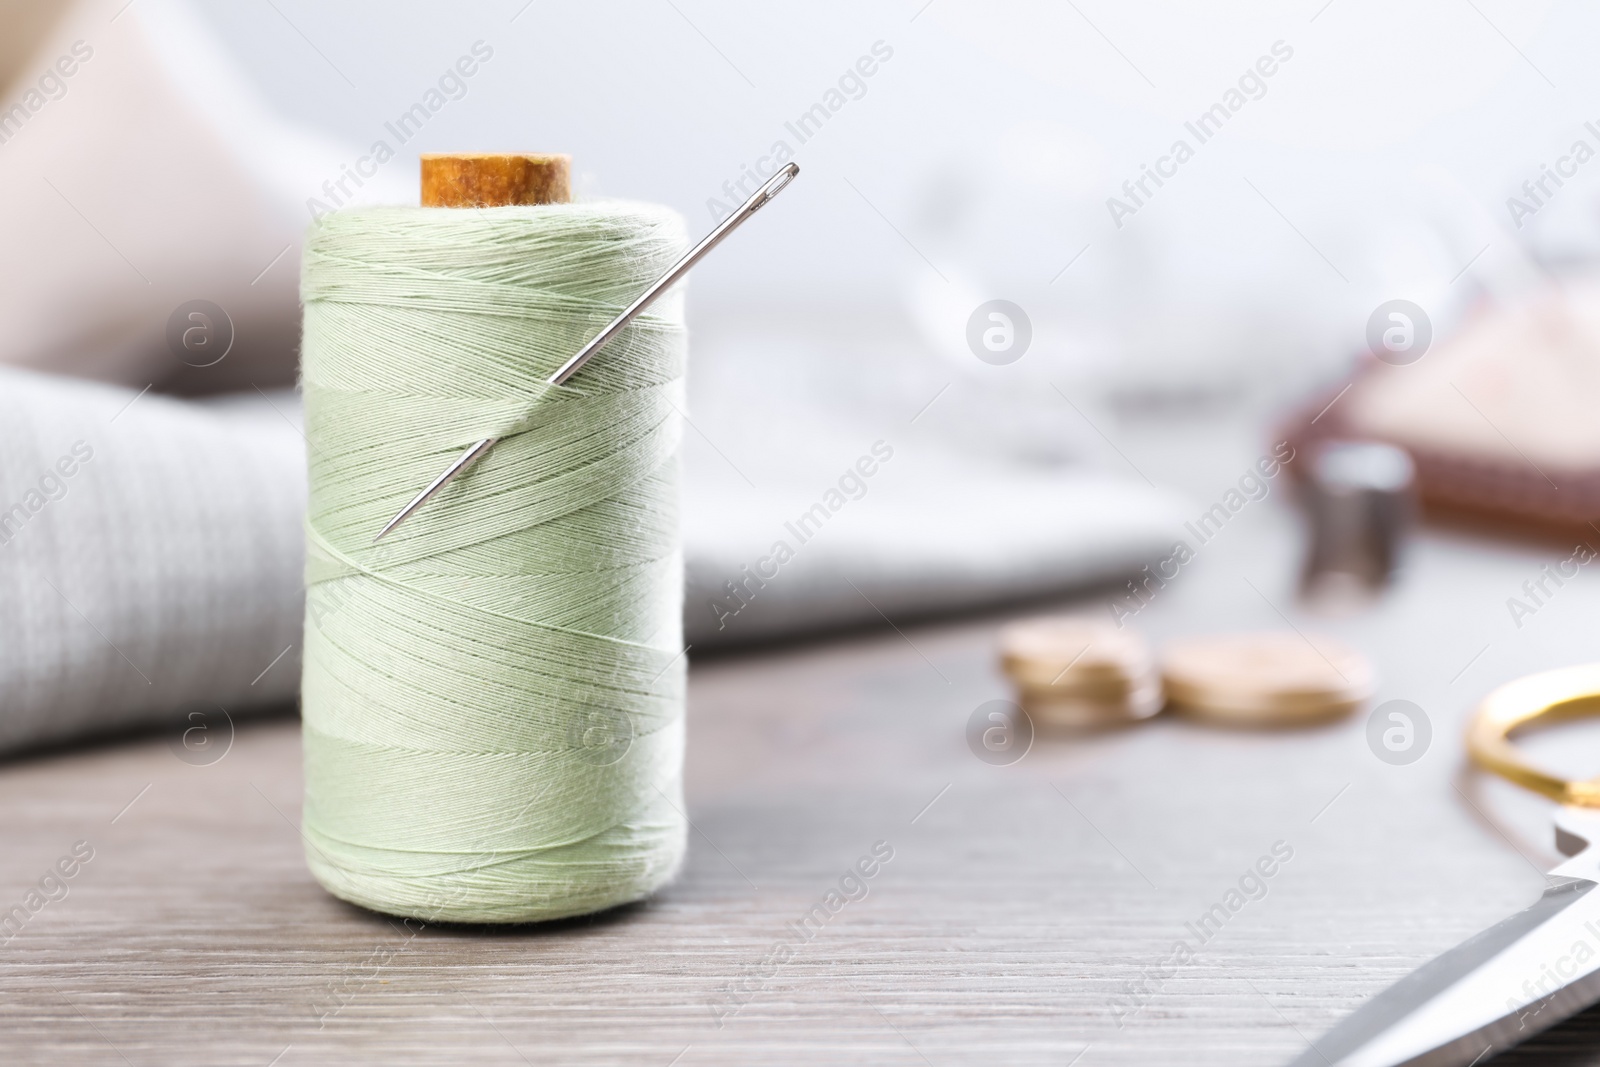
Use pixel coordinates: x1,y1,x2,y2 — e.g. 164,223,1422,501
1290,663,1600,1066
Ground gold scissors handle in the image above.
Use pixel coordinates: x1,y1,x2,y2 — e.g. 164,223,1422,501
1467,663,1600,807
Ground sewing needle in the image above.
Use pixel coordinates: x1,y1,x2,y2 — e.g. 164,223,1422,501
374,162,799,542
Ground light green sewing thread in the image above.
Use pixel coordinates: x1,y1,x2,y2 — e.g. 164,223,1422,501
298,203,688,923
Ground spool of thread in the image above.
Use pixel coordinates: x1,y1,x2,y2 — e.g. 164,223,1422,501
297,153,690,923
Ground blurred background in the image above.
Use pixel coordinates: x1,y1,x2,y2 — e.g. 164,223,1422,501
194,0,1592,401
6,0,1600,742
9,0,1596,400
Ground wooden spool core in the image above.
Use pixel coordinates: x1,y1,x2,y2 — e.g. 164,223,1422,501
420,153,571,208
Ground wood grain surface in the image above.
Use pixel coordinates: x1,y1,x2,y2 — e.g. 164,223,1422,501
5,425,1600,1066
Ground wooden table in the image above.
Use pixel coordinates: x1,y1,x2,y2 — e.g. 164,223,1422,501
6,428,1600,1065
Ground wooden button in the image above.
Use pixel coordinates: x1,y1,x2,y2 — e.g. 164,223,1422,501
1019,680,1165,728
1162,632,1373,725
999,616,1154,689
999,616,1163,728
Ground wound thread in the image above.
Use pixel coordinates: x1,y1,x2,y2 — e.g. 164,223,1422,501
298,202,688,923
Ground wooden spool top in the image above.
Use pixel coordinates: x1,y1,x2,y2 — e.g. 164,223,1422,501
420,153,571,208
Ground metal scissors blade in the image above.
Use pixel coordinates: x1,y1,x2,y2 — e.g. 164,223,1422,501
1288,807,1600,1067
373,161,800,543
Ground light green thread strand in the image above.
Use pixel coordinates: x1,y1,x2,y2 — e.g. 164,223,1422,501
299,203,689,923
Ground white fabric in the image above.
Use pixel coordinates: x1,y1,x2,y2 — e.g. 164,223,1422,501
684,455,1190,647
675,321,1194,647
0,369,304,753
0,367,1194,750
0,0,404,391
0,0,1198,748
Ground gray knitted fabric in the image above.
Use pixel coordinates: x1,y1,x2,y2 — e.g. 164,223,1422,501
0,369,304,754
0,368,1188,755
